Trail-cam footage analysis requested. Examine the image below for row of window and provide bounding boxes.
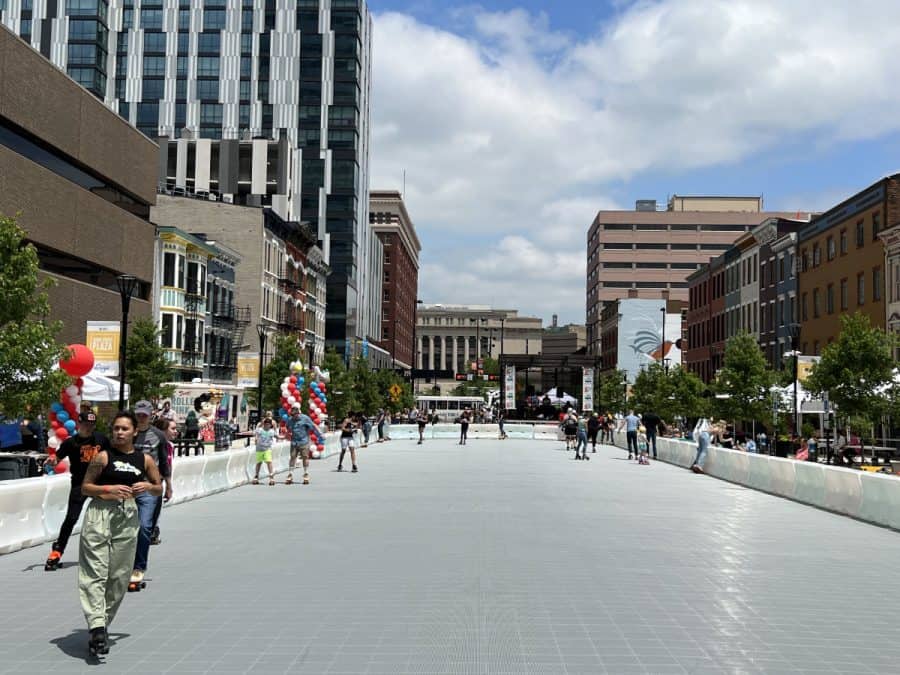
[800,211,882,272]
[602,243,729,251]
[801,268,882,320]
[601,262,701,270]
[600,223,749,232]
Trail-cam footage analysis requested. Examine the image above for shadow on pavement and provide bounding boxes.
[51,629,131,664]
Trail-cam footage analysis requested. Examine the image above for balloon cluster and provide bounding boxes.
[307,378,328,457]
[279,360,305,425]
[46,345,95,474]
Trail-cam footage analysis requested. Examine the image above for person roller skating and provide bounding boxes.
[43,412,111,571]
[286,404,323,485]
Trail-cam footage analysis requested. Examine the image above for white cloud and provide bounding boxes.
[369,2,900,324]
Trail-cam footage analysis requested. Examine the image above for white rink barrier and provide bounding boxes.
[0,477,50,554]
[610,430,900,530]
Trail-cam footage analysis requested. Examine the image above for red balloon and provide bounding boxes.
[75,378,84,387]
[289,376,297,384]
[316,444,324,452]
[50,420,60,429]
[55,428,69,440]
[55,460,70,474]
[319,383,327,392]
[60,344,94,377]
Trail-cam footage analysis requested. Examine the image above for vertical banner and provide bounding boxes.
[236,352,260,388]
[85,321,121,376]
[582,367,595,412]
[504,366,516,410]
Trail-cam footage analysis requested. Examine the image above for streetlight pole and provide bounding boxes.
[790,322,801,440]
[412,299,423,393]
[256,324,268,422]
[116,274,138,410]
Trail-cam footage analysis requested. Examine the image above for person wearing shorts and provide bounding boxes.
[337,415,358,472]
[253,418,277,485]
[286,405,322,485]
[415,408,427,445]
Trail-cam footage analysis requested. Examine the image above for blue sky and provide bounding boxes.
[365,0,900,324]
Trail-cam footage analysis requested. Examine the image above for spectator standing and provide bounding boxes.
[586,413,600,452]
[640,410,663,460]
[214,409,233,452]
[375,409,387,443]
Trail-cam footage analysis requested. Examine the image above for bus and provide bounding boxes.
[415,395,486,422]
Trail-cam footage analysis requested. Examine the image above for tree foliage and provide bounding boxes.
[806,313,896,431]
[596,369,627,415]
[256,333,303,414]
[0,214,70,416]
[125,318,175,403]
[628,363,707,424]
[712,332,775,424]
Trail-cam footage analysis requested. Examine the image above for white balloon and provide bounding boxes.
[71,396,82,408]
[311,450,320,459]
[65,385,79,397]
[287,396,296,405]
[48,436,61,449]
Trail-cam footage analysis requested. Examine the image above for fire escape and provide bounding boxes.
[210,301,251,381]
[277,270,304,335]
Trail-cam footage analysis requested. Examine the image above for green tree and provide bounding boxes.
[374,367,414,412]
[806,313,896,447]
[712,332,775,426]
[629,364,708,425]
[0,214,70,416]
[320,348,352,422]
[667,366,709,424]
[125,318,175,403]
[596,369,627,415]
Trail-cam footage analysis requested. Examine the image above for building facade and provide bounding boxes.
[151,194,326,367]
[370,190,421,370]
[415,305,543,394]
[586,196,801,355]
[878,222,900,361]
[797,176,896,354]
[0,24,157,345]
[2,0,378,356]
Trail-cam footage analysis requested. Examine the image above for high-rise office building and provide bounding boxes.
[1,0,379,355]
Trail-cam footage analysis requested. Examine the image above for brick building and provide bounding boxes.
[797,176,897,354]
[369,190,421,369]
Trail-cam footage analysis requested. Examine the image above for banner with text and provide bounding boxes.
[85,321,121,376]
[582,367,595,412]
[504,366,516,410]
[237,352,260,388]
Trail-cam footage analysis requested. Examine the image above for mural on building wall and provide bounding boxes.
[617,301,683,382]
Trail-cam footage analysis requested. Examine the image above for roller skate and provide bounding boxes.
[128,569,146,592]
[352,465,358,473]
[88,627,109,656]
[285,473,294,485]
[44,549,62,571]
[302,473,310,485]
[150,526,161,545]
[251,477,260,485]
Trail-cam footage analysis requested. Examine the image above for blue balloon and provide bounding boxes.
[51,402,63,413]
[57,411,69,423]
[64,420,76,432]
[320,396,327,404]
[297,377,305,385]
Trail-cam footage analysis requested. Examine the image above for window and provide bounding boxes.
[602,262,632,269]
[66,0,108,18]
[874,267,883,301]
[840,279,848,310]
[670,243,697,250]
[813,288,820,318]
[203,9,226,30]
[635,243,667,250]
[136,102,158,126]
[873,212,882,239]
[801,293,808,321]
[143,31,166,52]
[671,262,698,269]
[142,78,164,99]
[67,43,105,66]
[826,284,834,314]
[198,32,220,52]
[143,56,166,76]
[178,8,191,30]
[196,79,219,100]
[778,299,785,326]
[827,236,835,260]
[856,220,865,247]
[857,273,865,305]
[840,228,848,254]
[197,57,220,77]
[140,8,163,30]
[635,262,667,268]
[161,314,174,348]
[603,243,632,250]
[163,252,176,287]
[177,32,189,54]
[69,19,106,42]
[813,244,821,267]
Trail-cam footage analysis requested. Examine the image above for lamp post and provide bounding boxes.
[412,299,423,393]
[256,324,268,422]
[116,274,138,410]
[622,374,629,411]
[789,322,801,439]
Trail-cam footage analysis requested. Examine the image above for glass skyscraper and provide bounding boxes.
[1,0,382,354]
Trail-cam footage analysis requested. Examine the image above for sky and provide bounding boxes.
[365,0,900,325]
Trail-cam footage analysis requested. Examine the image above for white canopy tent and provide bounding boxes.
[770,383,827,414]
[81,370,129,403]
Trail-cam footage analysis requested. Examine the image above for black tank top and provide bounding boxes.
[97,448,147,487]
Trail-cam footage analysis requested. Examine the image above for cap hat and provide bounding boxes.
[134,400,153,415]
[79,412,97,423]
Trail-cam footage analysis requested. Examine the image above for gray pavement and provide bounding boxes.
[2,438,900,674]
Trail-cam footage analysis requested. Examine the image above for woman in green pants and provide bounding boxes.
[79,411,162,656]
